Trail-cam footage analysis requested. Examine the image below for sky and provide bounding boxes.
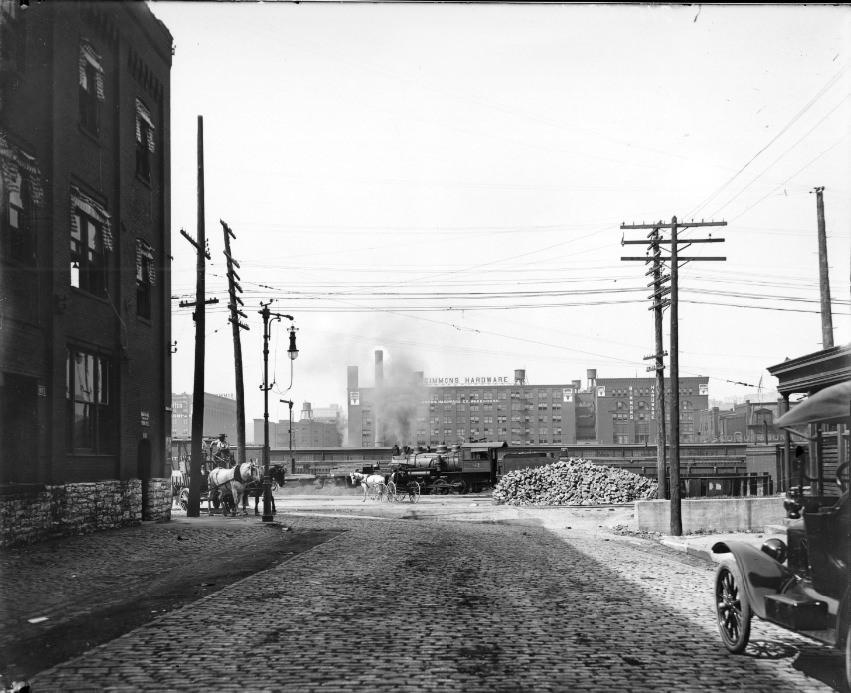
[148,1,851,432]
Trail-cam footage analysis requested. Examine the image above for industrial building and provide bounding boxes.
[0,2,173,542]
[346,351,709,448]
[171,392,239,441]
[252,402,343,449]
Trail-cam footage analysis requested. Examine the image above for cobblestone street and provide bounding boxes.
[2,498,846,692]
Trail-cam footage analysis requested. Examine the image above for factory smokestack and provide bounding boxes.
[375,350,384,446]
[375,350,384,388]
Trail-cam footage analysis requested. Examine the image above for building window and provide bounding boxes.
[70,187,112,296]
[0,130,45,265]
[66,347,115,453]
[136,239,156,319]
[79,39,104,135]
[135,98,155,182]
[4,169,33,264]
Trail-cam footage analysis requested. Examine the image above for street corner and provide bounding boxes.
[659,531,772,564]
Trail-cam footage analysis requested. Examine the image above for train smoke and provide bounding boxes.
[372,356,423,447]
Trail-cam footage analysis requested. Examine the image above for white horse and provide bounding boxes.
[350,470,385,502]
[209,461,260,516]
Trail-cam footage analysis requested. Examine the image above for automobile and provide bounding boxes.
[711,380,850,687]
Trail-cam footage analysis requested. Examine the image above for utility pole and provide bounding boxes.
[638,226,668,499]
[181,115,215,518]
[814,187,834,349]
[222,220,249,471]
[622,217,726,536]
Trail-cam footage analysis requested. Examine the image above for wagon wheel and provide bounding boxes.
[370,482,386,502]
[407,481,421,503]
[178,488,190,511]
[431,478,449,495]
[715,563,751,654]
[384,481,397,503]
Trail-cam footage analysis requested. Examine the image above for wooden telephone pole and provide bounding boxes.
[622,217,726,536]
[814,187,834,349]
[221,221,249,470]
[180,115,215,517]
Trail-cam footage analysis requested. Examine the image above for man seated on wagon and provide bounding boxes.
[210,433,230,468]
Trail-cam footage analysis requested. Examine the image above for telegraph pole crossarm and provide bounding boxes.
[621,217,727,536]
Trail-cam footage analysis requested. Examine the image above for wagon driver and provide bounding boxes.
[211,433,230,468]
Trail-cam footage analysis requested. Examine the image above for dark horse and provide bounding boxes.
[239,463,287,515]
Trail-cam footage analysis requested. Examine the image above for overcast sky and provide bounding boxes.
[148,1,851,431]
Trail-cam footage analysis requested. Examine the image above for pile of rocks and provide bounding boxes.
[492,457,658,506]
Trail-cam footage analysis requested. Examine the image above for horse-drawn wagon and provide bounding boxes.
[171,436,286,515]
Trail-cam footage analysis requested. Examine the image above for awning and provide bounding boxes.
[774,380,851,428]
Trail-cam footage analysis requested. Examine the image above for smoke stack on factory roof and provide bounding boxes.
[375,350,384,388]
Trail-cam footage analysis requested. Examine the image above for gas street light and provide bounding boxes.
[260,304,296,523]
[280,399,294,475]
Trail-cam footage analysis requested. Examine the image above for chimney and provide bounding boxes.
[375,350,384,388]
[374,351,383,446]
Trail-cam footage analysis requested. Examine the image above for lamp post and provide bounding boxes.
[281,399,294,475]
[260,304,297,523]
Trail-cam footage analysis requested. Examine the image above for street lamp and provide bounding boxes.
[260,303,295,523]
[281,399,294,475]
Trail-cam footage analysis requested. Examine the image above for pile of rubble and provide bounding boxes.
[492,457,658,506]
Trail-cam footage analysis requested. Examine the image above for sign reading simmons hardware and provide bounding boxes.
[423,375,512,386]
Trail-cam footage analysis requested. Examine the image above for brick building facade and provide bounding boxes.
[346,353,709,448]
[0,2,173,542]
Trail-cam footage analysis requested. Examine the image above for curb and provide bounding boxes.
[659,538,716,563]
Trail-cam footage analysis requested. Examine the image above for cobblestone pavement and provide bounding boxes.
[6,498,843,693]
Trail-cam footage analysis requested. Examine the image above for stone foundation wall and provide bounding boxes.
[0,478,172,548]
[144,479,173,522]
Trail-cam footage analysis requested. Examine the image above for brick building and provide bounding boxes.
[346,352,709,448]
[171,392,239,441]
[696,400,785,443]
[0,2,173,542]
[252,402,343,449]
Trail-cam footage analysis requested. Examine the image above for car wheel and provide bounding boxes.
[715,563,751,654]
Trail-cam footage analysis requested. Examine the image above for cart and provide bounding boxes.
[384,469,421,503]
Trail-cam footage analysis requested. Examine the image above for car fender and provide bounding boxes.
[712,540,796,620]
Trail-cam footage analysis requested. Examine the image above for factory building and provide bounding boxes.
[347,352,709,448]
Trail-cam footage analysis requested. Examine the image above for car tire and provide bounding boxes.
[715,563,751,654]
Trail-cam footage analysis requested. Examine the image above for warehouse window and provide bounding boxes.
[66,347,115,453]
[136,239,156,319]
[79,39,104,135]
[4,169,33,264]
[70,187,112,296]
[135,98,155,182]
[0,130,45,266]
